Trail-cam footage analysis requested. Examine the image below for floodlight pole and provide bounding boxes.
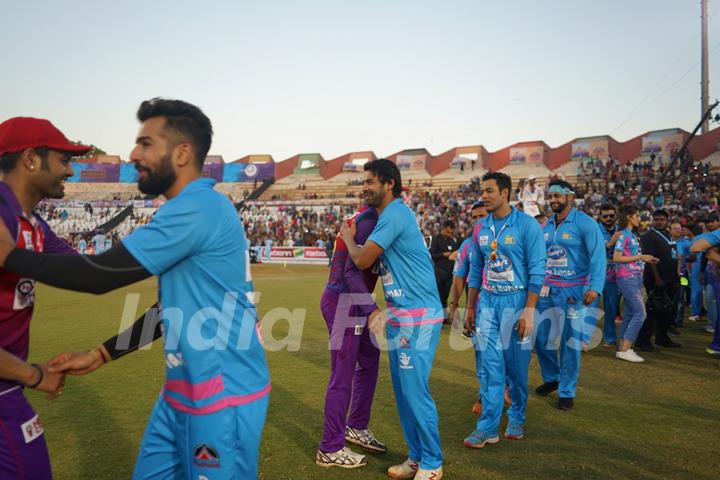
[701,0,710,133]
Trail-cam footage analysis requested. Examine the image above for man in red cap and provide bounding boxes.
[0,117,91,479]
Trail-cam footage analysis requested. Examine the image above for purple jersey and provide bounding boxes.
[325,207,379,316]
[0,182,75,393]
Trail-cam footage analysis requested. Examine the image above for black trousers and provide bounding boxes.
[435,270,453,309]
[637,282,678,346]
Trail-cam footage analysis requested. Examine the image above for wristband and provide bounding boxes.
[26,363,44,389]
[91,347,109,364]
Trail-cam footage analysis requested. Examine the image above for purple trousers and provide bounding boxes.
[0,387,52,479]
[319,289,380,453]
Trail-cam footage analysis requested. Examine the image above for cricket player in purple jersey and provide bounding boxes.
[315,204,387,468]
[0,117,92,479]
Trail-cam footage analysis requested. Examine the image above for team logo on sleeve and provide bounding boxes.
[487,254,514,282]
[546,246,568,267]
[13,278,36,310]
[478,235,489,246]
[193,444,220,469]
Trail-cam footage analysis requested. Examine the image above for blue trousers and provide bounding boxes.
[602,281,620,343]
[387,321,443,470]
[536,285,595,399]
[132,395,268,479]
[617,275,646,343]
[690,262,703,317]
[473,291,532,435]
[707,283,718,329]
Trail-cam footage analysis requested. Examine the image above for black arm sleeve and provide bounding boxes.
[102,302,162,361]
[5,244,152,295]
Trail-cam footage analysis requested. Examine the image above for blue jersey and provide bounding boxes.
[468,206,546,295]
[542,208,606,294]
[600,223,618,281]
[676,237,691,273]
[123,178,269,414]
[93,234,105,254]
[367,198,442,324]
[697,228,720,247]
[452,237,473,281]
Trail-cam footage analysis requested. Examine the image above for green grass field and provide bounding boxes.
[27,264,720,479]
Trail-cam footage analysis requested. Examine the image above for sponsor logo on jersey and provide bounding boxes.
[504,236,515,244]
[21,415,43,444]
[478,235,489,246]
[193,444,220,469]
[399,352,413,369]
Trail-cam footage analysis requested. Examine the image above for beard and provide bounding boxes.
[365,186,386,208]
[137,153,176,195]
[550,200,568,214]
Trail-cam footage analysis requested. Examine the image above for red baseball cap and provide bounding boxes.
[0,117,92,156]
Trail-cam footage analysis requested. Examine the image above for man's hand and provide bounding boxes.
[448,304,458,327]
[0,216,16,267]
[30,363,66,400]
[368,309,387,336]
[609,231,623,245]
[583,290,599,306]
[448,250,459,261]
[707,248,720,266]
[516,308,534,339]
[48,350,105,376]
[464,307,476,336]
[339,221,357,244]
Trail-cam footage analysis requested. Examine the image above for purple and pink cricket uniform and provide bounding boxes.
[319,207,379,453]
[0,182,76,480]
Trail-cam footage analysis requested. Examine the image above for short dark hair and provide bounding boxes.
[481,171,512,202]
[471,202,485,210]
[652,209,669,218]
[535,214,547,220]
[548,179,574,192]
[706,213,720,223]
[442,220,455,229]
[618,204,639,229]
[137,98,213,168]
[600,203,616,212]
[364,159,402,197]
[0,147,49,173]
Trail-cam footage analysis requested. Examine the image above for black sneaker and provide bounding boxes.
[635,344,661,353]
[558,397,574,410]
[656,339,681,348]
[345,427,387,454]
[535,381,559,396]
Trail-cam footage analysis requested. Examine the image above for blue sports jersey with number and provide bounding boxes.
[367,198,442,324]
[123,178,270,414]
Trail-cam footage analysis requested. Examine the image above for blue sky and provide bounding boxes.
[1,0,718,161]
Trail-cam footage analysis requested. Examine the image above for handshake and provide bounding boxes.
[30,347,109,400]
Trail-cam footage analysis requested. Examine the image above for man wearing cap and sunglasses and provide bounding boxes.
[534,180,606,411]
[599,204,623,347]
[0,116,91,479]
[463,171,546,447]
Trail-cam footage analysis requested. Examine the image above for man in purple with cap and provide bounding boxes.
[0,117,90,479]
[315,203,387,469]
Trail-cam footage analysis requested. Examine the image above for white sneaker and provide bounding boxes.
[387,458,419,479]
[414,466,443,480]
[616,349,645,363]
[688,315,699,322]
[315,447,367,468]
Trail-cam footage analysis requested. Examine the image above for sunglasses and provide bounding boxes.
[490,239,498,261]
[601,214,616,219]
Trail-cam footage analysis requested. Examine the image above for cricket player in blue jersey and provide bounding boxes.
[598,203,622,346]
[534,180,605,411]
[341,159,444,480]
[690,227,720,354]
[463,171,546,448]
[0,98,270,479]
